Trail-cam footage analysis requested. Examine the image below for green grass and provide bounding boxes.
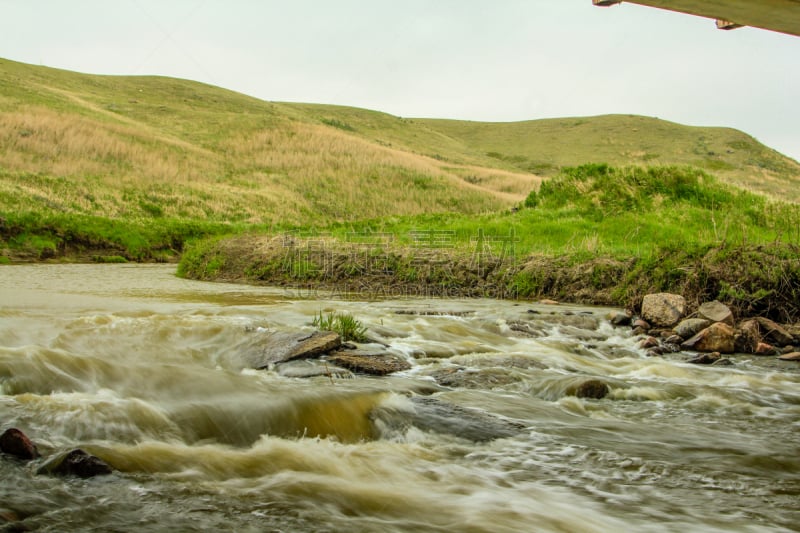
[177,164,800,320]
[312,311,368,342]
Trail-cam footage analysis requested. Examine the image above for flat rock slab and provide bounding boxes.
[247,331,342,369]
[326,351,411,376]
[429,367,523,389]
[276,360,354,379]
[370,397,524,442]
[409,397,525,442]
[778,351,800,361]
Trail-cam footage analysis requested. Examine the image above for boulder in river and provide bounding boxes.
[778,351,800,361]
[608,311,632,327]
[0,428,40,460]
[681,322,735,354]
[641,293,686,328]
[245,330,342,369]
[566,379,610,399]
[735,319,761,353]
[697,301,735,326]
[674,318,711,340]
[38,449,113,478]
[755,342,778,356]
[754,317,794,347]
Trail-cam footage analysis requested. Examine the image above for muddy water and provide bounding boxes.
[0,264,798,532]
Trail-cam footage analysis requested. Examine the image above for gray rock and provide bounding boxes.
[674,318,711,340]
[641,293,686,328]
[697,300,734,326]
[755,317,794,347]
[244,330,342,369]
[372,396,524,442]
[687,352,722,365]
[608,312,632,327]
[428,367,522,389]
[276,360,354,379]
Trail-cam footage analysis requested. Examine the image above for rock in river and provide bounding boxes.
[0,428,40,460]
[38,449,113,478]
[674,318,711,340]
[372,397,525,442]
[681,322,735,354]
[242,330,342,369]
[778,351,800,361]
[641,293,686,328]
[326,350,411,376]
[697,300,734,326]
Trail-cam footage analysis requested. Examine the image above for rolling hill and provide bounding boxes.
[1,56,798,229]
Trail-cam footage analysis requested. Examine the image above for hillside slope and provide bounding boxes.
[416,115,800,199]
[0,58,532,225]
[1,57,798,230]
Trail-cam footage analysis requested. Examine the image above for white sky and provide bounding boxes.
[1,0,798,161]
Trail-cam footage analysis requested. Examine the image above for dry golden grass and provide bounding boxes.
[0,104,515,223]
[2,58,796,228]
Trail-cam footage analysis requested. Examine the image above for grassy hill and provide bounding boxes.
[415,115,800,198]
[1,57,799,261]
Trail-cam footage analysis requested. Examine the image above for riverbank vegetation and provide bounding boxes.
[178,164,800,322]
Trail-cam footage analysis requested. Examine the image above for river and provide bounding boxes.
[0,264,798,532]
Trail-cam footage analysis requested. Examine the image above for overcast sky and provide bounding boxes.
[1,0,798,160]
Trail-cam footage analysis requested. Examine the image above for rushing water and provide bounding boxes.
[0,264,798,532]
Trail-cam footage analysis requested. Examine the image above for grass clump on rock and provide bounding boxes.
[312,311,368,343]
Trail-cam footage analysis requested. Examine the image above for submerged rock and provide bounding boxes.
[276,360,354,379]
[681,323,735,354]
[428,367,522,389]
[0,508,20,524]
[371,396,525,442]
[608,311,632,327]
[326,351,411,376]
[38,449,113,478]
[687,352,722,365]
[566,379,610,399]
[0,428,40,460]
[639,336,659,349]
[641,293,686,328]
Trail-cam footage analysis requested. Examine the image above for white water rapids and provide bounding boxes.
[0,264,798,532]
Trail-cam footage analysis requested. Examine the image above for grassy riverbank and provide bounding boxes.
[177,164,800,322]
